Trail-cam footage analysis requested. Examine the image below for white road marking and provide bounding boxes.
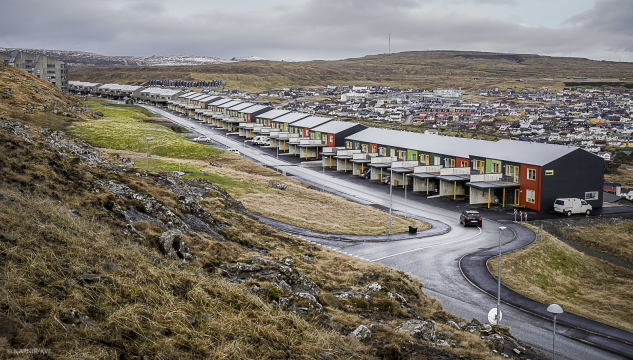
[369,227,482,262]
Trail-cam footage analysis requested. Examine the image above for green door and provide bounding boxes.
[407,149,418,162]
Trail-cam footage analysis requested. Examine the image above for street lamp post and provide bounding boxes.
[404,174,408,218]
[145,137,153,170]
[322,162,325,192]
[388,167,393,234]
[547,304,564,359]
[496,226,507,324]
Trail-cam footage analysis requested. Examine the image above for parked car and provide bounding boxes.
[251,136,263,145]
[359,168,371,179]
[554,198,592,216]
[226,148,240,155]
[381,175,391,185]
[460,210,482,227]
[192,136,211,142]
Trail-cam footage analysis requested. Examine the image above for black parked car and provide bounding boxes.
[460,210,482,227]
[359,168,371,179]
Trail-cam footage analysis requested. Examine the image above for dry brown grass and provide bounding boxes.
[70,50,633,92]
[605,165,633,188]
[104,149,430,235]
[488,224,633,333]
[0,188,368,359]
[0,64,92,130]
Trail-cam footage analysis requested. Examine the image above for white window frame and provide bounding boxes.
[527,168,536,180]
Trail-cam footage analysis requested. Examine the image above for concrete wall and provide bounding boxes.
[470,188,490,205]
[413,177,437,193]
[439,180,465,197]
[336,158,353,172]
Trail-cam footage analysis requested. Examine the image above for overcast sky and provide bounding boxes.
[1,0,632,62]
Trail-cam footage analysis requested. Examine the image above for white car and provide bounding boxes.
[227,148,240,155]
[554,198,592,216]
[192,136,211,142]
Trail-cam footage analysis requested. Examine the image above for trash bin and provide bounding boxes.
[409,226,418,234]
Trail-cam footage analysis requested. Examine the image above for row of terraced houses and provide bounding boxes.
[67,82,603,212]
[164,91,604,211]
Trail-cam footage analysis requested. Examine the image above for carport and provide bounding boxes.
[321,150,337,169]
[335,155,354,172]
[389,167,414,188]
[351,158,371,175]
[437,174,469,200]
[410,172,440,194]
[369,163,391,181]
[466,181,520,208]
[298,142,325,160]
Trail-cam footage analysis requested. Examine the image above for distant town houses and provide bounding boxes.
[1,50,68,91]
[65,75,633,153]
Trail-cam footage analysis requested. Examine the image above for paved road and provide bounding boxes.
[142,105,630,360]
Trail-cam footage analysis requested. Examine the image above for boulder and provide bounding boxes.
[435,340,450,347]
[300,254,317,263]
[0,234,17,244]
[94,111,104,117]
[158,229,185,259]
[394,320,436,341]
[387,291,406,303]
[362,282,383,293]
[334,291,371,301]
[320,293,343,309]
[349,325,371,341]
[437,330,454,339]
[446,320,461,330]
[484,333,505,351]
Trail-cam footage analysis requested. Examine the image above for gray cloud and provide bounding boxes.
[0,0,631,61]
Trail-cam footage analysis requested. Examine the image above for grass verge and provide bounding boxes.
[105,149,430,236]
[68,100,223,158]
[487,223,633,333]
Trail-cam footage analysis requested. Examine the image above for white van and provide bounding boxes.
[554,198,592,216]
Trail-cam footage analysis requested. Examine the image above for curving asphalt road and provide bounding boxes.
[142,105,633,359]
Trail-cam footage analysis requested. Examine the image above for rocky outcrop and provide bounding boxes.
[395,320,436,342]
[349,325,371,341]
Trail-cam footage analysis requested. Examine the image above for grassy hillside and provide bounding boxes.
[488,223,633,333]
[70,50,633,92]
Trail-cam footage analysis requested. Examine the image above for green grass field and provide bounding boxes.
[69,100,223,158]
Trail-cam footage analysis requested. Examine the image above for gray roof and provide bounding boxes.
[219,100,243,109]
[472,139,581,166]
[241,105,270,114]
[345,128,492,158]
[311,121,366,134]
[180,92,200,99]
[228,102,254,111]
[271,112,311,124]
[256,109,290,120]
[189,93,208,101]
[345,128,584,166]
[210,98,232,106]
[288,116,333,129]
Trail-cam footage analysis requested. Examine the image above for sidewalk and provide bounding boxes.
[460,221,633,358]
